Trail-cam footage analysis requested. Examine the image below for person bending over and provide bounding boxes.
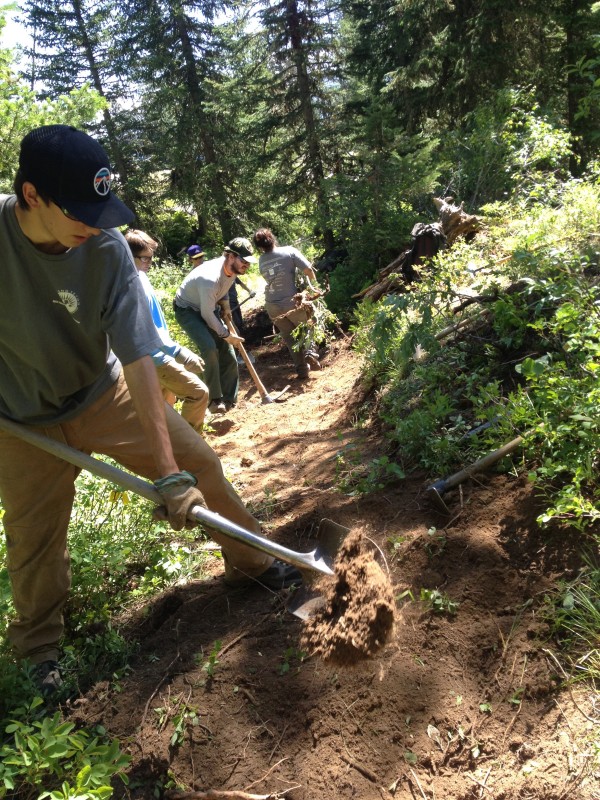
[125,229,209,432]
[253,228,321,379]
[173,238,254,414]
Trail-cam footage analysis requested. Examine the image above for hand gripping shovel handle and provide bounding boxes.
[0,416,333,577]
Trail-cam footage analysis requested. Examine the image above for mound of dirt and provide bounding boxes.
[301,530,395,664]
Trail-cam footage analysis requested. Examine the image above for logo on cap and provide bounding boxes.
[94,167,111,197]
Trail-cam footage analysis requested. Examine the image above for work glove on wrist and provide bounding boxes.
[217,300,233,325]
[154,471,204,531]
[175,346,205,374]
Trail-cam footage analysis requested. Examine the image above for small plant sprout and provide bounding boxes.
[278,647,306,675]
[508,687,524,706]
[202,640,222,679]
[387,533,408,554]
[420,587,460,616]
[425,526,447,558]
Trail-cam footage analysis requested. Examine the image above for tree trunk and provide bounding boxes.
[71,0,138,217]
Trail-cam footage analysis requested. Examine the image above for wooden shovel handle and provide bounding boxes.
[226,320,270,399]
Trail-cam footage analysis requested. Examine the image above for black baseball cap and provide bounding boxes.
[224,237,257,263]
[18,125,135,228]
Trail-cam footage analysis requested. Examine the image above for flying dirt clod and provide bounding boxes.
[300,530,395,665]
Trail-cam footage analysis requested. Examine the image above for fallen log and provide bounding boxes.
[354,197,482,300]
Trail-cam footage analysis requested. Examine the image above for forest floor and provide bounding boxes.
[70,311,599,800]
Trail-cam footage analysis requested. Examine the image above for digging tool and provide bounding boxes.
[226,319,289,404]
[229,291,257,315]
[0,415,342,617]
[426,432,529,514]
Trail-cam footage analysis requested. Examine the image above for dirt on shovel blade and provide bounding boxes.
[300,530,395,665]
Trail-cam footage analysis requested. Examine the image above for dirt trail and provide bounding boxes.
[71,330,598,800]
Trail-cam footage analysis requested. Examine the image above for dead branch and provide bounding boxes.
[138,620,181,737]
[340,754,379,783]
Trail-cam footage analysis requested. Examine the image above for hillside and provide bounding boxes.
[69,324,599,800]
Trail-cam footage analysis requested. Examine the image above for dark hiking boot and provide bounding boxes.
[208,399,227,414]
[255,559,303,589]
[35,660,63,697]
[305,353,322,371]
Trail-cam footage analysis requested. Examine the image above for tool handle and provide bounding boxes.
[226,320,270,399]
[436,434,525,493]
[0,416,332,575]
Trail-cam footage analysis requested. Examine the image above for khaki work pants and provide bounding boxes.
[155,360,209,431]
[0,372,271,664]
[266,302,312,370]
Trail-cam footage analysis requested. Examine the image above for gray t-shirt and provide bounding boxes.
[0,195,162,424]
[259,246,312,305]
[175,255,234,338]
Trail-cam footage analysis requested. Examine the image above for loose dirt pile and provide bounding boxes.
[301,530,395,664]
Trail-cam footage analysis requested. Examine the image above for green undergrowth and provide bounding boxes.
[352,170,600,529]
[349,168,600,690]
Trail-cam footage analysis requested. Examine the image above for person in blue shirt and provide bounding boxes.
[126,230,209,432]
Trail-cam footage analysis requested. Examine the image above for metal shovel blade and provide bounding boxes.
[287,518,350,620]
[262,384,291,404]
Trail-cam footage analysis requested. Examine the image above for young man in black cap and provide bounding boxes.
[0,126,300,696]
[174,238,255,413]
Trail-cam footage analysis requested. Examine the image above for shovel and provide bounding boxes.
[0,415,343,617]
[226,320,290,404]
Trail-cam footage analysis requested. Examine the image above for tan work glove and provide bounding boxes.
[175,346,204,374]
[153,471,204,531]
[224,332,244,346]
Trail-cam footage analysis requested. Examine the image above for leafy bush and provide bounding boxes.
[352,172,600,530]
[442,86,572,208]
[0,698,130,800]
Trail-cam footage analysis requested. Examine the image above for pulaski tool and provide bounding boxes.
[226,319,289,404]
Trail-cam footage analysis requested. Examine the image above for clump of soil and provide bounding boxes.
[301,530,395,664]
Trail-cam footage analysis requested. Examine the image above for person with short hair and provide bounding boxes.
[0,126,301,696]
[125,229,209,432]
[253,228,321,379]
[174,238,255,414]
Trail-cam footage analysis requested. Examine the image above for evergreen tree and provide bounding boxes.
[115,0,251,243]
[20,0,138,213]
[0,9,105,191]
[254,0,344,251]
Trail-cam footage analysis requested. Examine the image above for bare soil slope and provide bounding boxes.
[71,328,599,800]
